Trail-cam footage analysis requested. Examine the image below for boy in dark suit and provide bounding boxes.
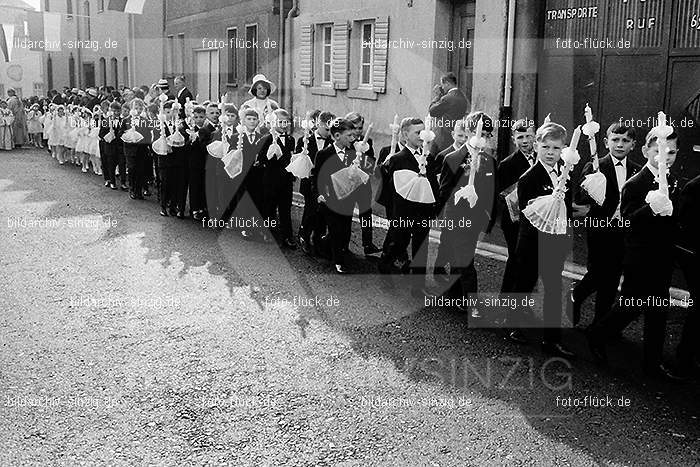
[377,120,407,270]
[187,105,207,220]
[573,123,640,324]
[99,101,124,190]
[237,108,266,241]
[383,118,439,297]
[258,109,296,248]
[496,120,536,295]
[588,129,684,381]
[200,103,222,221]
[675,173,700,376]
[121,98,150,201]
[313,119,358,273]
[507,122,575,358]
[297,110,334,253]
[217,104,242,224]
[437,112,497,316]
[157,101,178,217]
[345,112,381,256]
[433,118,471,281]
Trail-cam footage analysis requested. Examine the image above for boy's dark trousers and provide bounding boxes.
[591,266,671,370]
[574,229,625,323]
[391,221,430,287]
[188,151,205,215]
[114,146,127,187]
[299,178,317,243]
[510,223,571,343]
[676,249,699,367]
[322,204,352,266]
[103,142,122,186]
[443,220,486,300]
[157,155,175,211]
[100,141,111,183]
[264,176,294,240]
[355,181,374,247]
[124,143,148,197]
[172,146,189,214]
[500,213,520,293]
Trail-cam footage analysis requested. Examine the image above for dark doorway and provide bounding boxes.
[83,62,95,88]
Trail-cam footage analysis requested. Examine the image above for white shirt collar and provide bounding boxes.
[645,161,659,177]
[333,143,346,156]
[177,87,185,98]
[538,158,558,174]
[612,155,627,168]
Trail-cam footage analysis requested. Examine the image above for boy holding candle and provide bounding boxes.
[258,109,296,248]
[506,122,577,358]
[573,122,640,325]
[345,112,382,256]
[436,112,497,315]
[496,120,537,295]
[187,105,207,220]
[238,108,267,241]
[383,117,439,297]
[433,118,472,282]
[297,110,335,253]
[588,125,685,381]
[313,118,359,273]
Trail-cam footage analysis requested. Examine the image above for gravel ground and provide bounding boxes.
[1,148,699,466]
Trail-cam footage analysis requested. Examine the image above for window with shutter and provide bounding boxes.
[332,21,349,90]
[372,16,389,93]
[299,24,313,86]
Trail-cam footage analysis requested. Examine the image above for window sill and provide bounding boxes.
[310,86,336,96]
[347,88,378,100]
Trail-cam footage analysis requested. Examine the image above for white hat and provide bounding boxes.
[249,74,276,97]
[157,79,169,89]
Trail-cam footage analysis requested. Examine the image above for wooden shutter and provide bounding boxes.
[332,21,349,90]
[372,17,389,93]
[299,24,313,86]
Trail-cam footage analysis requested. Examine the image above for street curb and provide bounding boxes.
[291,192,690,306]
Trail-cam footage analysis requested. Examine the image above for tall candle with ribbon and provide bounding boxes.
[656,111,670,196]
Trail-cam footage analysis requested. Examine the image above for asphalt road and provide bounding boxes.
[1,148,699,465]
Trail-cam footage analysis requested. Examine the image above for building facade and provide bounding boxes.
[0,0,44,98]
[40,0,163,92]
[289,0,511,148]
[164,0,292,104]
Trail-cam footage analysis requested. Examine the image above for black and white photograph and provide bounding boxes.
[1,0,699,464]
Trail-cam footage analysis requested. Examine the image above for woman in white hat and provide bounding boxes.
[240,74,279,128]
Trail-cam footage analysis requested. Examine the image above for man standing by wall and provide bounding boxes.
[428,73,470,154]
[6,88,28,148]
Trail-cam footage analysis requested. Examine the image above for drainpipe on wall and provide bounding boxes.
[284,0,300,116]
[278,0,285,109]
[497,0,516,158]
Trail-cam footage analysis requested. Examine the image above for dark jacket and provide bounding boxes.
[313,144,356,216]
[428,88,469,152]
[439,145,497,227]
[575,153,641,230]
[621,165,679,270]
[497,149,534,227]
[676,173,700,256]
[385,146,439,221]
[517,160,572,236]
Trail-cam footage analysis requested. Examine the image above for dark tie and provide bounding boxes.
[248,133,254,144]
[616,161,623,167]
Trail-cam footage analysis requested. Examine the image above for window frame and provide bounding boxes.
[244,23,258,83]
[358,20,374,89]
[320,24,333,86]
[66,0,73,20]
[226,27,238,85]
